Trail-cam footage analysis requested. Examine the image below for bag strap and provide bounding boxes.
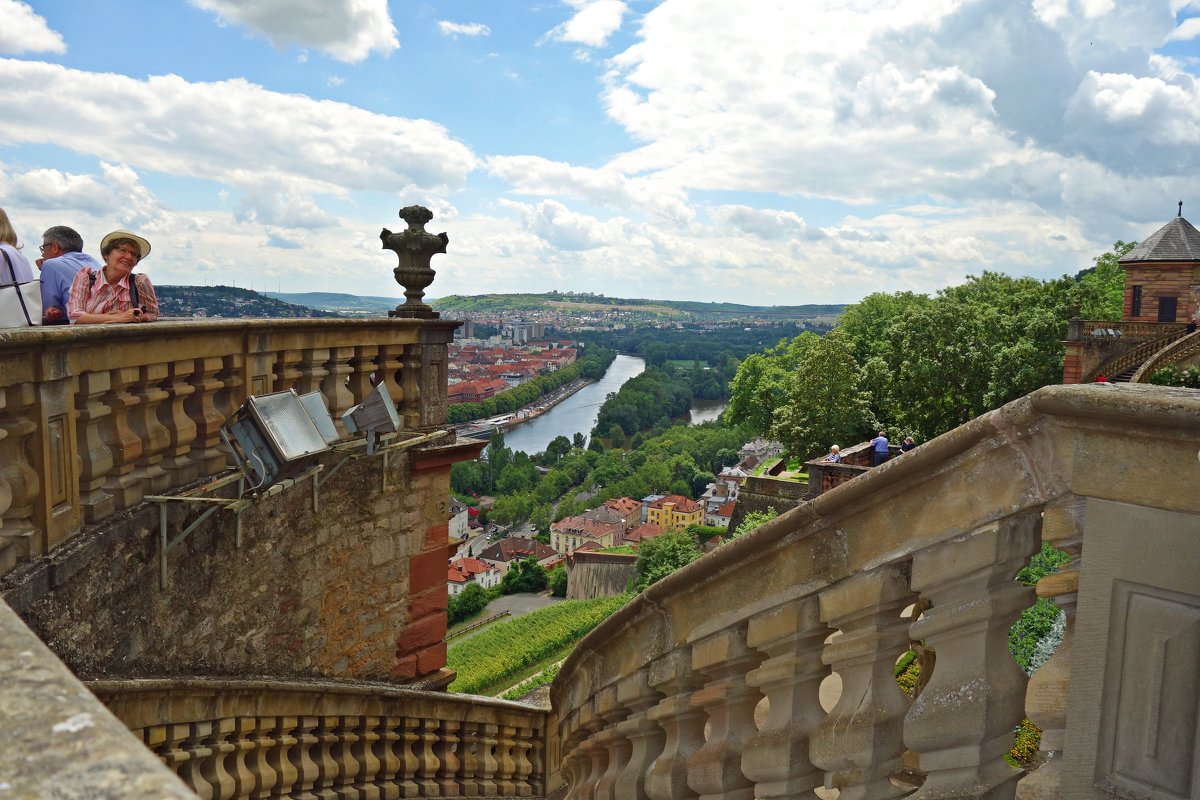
[89,268,140,309]
[2,249,35,326]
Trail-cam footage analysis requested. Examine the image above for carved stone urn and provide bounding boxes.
[381,205,448,318]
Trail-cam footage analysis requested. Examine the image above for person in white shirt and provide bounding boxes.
[0,207,34,284]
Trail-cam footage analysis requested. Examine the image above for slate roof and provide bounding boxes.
[1119,216,1200,263]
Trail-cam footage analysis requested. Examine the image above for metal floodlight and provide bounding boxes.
[221,389,334,493]
[298,391,341,446]
[341,381,401,454]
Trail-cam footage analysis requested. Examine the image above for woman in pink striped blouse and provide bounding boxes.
[67,230,158,324]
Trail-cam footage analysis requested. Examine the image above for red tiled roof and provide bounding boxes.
[649,494,701,513]
[624,523,663,543]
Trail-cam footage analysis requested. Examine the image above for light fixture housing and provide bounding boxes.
[221,389,335,492]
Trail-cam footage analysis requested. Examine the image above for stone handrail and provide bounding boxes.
[1130,328,1200,382]
[0,318,455,576]
[90,677,553,799]
[1067,319,1185,341]
[551,383,1200,799]
[1087,325,1190,380]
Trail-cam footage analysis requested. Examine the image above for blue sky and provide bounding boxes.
[1,0,1198,305]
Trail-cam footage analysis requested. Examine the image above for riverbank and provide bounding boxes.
[454,377,594,440]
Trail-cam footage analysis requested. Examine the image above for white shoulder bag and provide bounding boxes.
[0,249,42,328]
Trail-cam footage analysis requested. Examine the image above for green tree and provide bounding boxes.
[771,329,873,460]
[1075,241,1135,320]
[448,582,490,625]
[485,429,512,494]
[572,432,586,449]
[634,531,702,591]
[543,435,572,465]
[725,333,817,436]
[548,565,568,597]
[500,556,549,594]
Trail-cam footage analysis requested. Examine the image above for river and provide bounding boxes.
[500,355,730,455]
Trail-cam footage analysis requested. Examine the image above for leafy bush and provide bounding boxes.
[633,531,702,591]
[730,507,778,540]
[448,594,631,694]
[548,565,568,597]
[501,663,561,701]
[447,583,490,626]
[500,556,549,595]
[1147,364,1200,388]
[1016,542,1071,586]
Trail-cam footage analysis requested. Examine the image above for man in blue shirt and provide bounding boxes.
[37,226,99,324]
[870,430,889,466]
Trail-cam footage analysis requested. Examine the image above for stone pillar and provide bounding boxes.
[810,566,913,800]
[1016,498,1082,800]
[904,515,1040,798]
[742,597,828,799]
[591,684,630,800]
[687,623,765,800]
[613,667,665,800]
[644,648,705,800]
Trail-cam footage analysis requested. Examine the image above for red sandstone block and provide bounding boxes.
[408,587,447,621]
[408,550,447,593]
[416,641,447,675]
[396,612,445,655]
[392,654,418,680]
[424,522,449,550]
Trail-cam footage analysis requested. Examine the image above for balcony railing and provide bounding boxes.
[91,678,553,799]
[0,318,456,575]
[552,383,1200,800]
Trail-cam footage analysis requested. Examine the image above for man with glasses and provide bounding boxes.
[37,226,99,324]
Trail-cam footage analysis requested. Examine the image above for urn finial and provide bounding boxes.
[381,205,447,318]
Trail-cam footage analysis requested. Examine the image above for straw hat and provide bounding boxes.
[100,229,151,260]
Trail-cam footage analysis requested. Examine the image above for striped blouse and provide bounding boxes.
[67,269,159,322]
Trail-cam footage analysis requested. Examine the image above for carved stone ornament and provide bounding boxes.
[382,205,448,318]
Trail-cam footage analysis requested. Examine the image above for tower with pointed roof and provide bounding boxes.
[1118,204,1200,324]
[1063,204,1200,383]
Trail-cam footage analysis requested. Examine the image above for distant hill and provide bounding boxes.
[430,292,844,320]
[157,285,342,319]
[264,291,403,315]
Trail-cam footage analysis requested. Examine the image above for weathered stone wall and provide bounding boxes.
[566,552,636,599]
[0,436,466,684]
[728,473,809,531]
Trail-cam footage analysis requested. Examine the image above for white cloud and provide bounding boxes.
[0,161,170,230]
[0,59,476,228]
[545,0,627,48]
[1167,15,1200,40]
[0,0,65,54]
[438,21,491,37]
[190,0,397,62]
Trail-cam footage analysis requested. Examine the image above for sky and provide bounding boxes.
[0,0,1198,306]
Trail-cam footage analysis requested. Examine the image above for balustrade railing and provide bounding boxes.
[1130,328,1200,381]
[552,383,1200,800]
[0,318,456,575]
[90,678,552,799]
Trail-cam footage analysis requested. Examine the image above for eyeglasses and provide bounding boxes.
[39,243,55,253]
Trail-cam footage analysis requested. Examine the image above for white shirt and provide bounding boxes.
[0,243,33,284]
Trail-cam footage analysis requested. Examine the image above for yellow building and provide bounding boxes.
[645,494,703,531]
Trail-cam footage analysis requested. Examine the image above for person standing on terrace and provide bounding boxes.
[0,208,34,284]
[870,430,889,466]
[37,226,99,324]
[67,230,158,324]
[825,445,841,462]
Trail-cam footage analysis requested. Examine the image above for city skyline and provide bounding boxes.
[0,0,1197,305]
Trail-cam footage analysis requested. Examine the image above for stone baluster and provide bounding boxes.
[0,384,38,551]
[613,667,665,800]
[559,711,588,800]
[191,719,238,800]
[354,716,383,797]
[458,720,483,797]
[592,684,631,800]
[331,716,361,795]
[435,719,462,796]
[228,718,259,798]
[569,699,605,800]
[186,356,234,476]
[374,345,404,423]
[158,358,200,487]
[291,716,322,799]
[478,722,500,797]
[128,362,172,493]
[295,347,331,396]
[321,347,357,421]
[904,515,1040,798]
[346,346,379,405]
[416,717,442,795]
[146,722,195,783]
[398,343,423,429]
[527,723,546,797]
[513,725,536,797]
[494,724,519,797]
[398,717,421,796]
[1016,498,1082,800]
[311,716,342,799]
[810,566,914,800]
[264,717,299,799]
[741,596,829,799]
[73,371,115,522]
[273,349,305,393]
[100,366,146,508]
[687,623,766,800]
[645,647,706,800]
[374,716,401,794]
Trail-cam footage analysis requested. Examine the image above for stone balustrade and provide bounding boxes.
[90,678,554,799]
[1130,328,1200,381]
[552,383,1200,800]
[0,318,455,576]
